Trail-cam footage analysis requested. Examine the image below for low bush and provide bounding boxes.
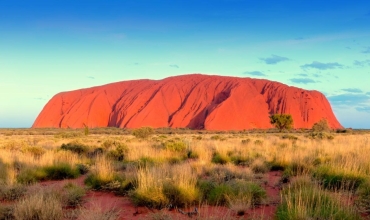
[132,127,154,139]
[281,134,298,141]
[163,182,199,207]
[276,178,361,220]
[60,142,89,155]
[211,153,230,165]
[355,180,370,213]
[0,183,26,201]
[313,166,365,191]
[251,159,269,174]
[62,183,86,207]
[13,190,63,220]
[85,173,133,195]
[43,163,80,180]
[17,168,47,184]
[162,140,187,152]
[107,144,128,161]
[17,164,80,184]
[307,132,334,140]
[205,180,266,206]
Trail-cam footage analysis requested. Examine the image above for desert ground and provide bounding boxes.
[0,128,369,219]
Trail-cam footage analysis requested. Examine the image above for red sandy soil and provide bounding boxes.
[32,74,342,130]
[65,171,282,219]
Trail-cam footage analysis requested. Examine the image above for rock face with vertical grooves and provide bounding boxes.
[32,74,342,130]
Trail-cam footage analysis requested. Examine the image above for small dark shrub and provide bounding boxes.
[241,139,251,145]
[254,140,263,146]
[76,164,89,175]
[211,153,230,165]
[163,140,187,152]
[60,142,89,155]
[0,184,26,201]
[107,144,128,161]
[42,163,80,180]
[62,183,86,207]
[132,127,154,139]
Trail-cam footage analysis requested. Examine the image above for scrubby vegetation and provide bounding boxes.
[0,128,369,219]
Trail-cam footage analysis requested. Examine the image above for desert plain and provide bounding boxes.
[0,127,369,220]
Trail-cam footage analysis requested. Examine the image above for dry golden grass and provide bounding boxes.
[0,129,369,218]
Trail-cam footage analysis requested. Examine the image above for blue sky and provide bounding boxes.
[1,0,370,128]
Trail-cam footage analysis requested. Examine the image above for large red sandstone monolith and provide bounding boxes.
[32,74,342,130]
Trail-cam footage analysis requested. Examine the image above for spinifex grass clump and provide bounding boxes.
[313,165,366,191]
[131,164,199,209]
[0,183,26,201]
[17,163,81,184]
[276,176,361,220]
[62,183,86,207]
[355,179,370,213]
[198,179,266,207]
[13,189,63,220]
[60,141,89,155]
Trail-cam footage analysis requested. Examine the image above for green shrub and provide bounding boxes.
[230,155,252,166]
[17,168,47,184]
[211,153,230,165]
[312,118,331,132]
[76,164,89,175]
[163,182,200,207]
[313,166,365,190]
[85,173,133,195]
[207,184,233,205]
[60,142,89,155]
[132,127,154,139]
[62,183,86,207]
[307,132,334,140]
[42,164,80,180]
[17,164,80,184]
[206,180,266,206]
[276,180,361,220]
[163,140,187,152]
[355,180,370,213]
[186,150,199,159]
[130,189,169,209]
[107,144,128,161]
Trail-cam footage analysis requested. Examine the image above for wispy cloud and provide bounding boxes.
[87,76,95,79]
[297,73,309,77]
[328,93,370,107]
[301,61,343,70]
[361,47,370,53]
[290,78,317,84]
[243,71,267,76]
[356,106,370,113]
[341,88,363,93]
[259,55,290,65]
[353,59,370,67]
[34,97,46,101]
[169,64,179,68]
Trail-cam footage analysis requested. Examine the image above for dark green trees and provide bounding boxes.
[269,114,294,131]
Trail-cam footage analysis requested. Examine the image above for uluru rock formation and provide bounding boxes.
[33,74,342,130]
